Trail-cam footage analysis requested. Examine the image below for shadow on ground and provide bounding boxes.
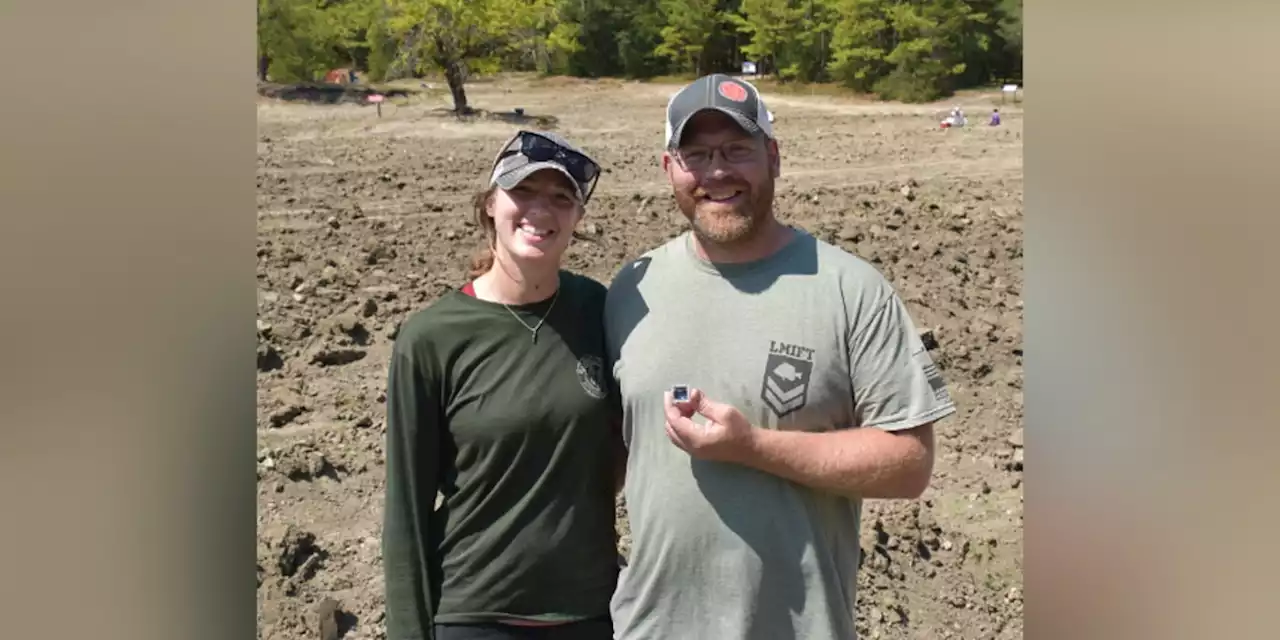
[258,82,416,105]
[426,106,560,129]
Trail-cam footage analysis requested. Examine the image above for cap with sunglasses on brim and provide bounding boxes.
[488,130,602,204]
[664,74,776,149]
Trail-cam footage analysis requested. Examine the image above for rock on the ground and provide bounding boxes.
[309,345,367,367]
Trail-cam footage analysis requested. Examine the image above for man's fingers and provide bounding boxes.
[664,393,689,424]
[683,387,731,421]
[665,420,681,446]
[665,388,716,455]
[665,419,691,451]
[684,387,706,408]
[694,392,738,424]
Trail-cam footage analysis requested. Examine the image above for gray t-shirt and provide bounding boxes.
[603,229,956,640]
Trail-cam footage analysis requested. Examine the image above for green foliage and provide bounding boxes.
[542,21,585,74]
[365,6,398,81]
[381,0,500,76]
[993,0,1022,79]
[997,0,1021,54]
[826,0,892,91]
[654,0,727,75]
[257,0,346,82]
[492,0,583,74]
[325,0,377,59]
[559,0,670,78]
[376,0,571,109]
[256,0,1023,103]
[731,0,835,82]
[882,0,989,100]
[826,0,994,101]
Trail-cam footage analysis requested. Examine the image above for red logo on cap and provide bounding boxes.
[718,81,748,102]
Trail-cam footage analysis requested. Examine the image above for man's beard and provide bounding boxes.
[677,178,774,246]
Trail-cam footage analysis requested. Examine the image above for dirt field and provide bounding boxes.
[256,75,1024,640]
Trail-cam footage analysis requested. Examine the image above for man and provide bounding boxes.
[603,74,957,640]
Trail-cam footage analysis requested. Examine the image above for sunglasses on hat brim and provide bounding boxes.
[492,131,601,204]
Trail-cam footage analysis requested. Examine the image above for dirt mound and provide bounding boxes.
[257,77,1023,640]
[258,82,415,105]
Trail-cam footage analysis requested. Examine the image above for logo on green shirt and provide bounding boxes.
[576,355,608,400]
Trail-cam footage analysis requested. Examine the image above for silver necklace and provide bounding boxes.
[503,286,560,344]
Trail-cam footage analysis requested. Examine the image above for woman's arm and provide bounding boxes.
[383,345,442,640]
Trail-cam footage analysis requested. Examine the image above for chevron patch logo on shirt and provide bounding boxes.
[760,340,816,418]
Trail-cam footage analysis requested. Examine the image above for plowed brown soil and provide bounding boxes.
[257,75,1023,640]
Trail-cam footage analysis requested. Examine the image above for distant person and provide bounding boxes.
[941,106,966,129]
[991,108,1002,126]
[604,73,957,640]
[383,130,622,640]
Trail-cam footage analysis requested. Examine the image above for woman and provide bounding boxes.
[383,130,622,640]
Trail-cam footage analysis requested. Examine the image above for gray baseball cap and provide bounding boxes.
[488,130,601,203]
[664,74,775,148]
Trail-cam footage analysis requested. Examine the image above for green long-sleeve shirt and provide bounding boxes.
[382,271,621,640]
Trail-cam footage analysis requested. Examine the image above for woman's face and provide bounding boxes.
[488,169,583,267]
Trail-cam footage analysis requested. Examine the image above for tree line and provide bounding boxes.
[257,0,1022,109]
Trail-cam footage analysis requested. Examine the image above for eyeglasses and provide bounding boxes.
[494,131,602,203]
[670,138,763,172]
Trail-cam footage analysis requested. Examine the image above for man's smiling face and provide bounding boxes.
[663,110,780,247]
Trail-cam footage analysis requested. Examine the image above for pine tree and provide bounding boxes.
[827,0,993,102]
[731,0,833,81]
[655,0,728,75]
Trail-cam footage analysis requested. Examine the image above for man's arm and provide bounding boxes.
[612,415,628,494]
[664,285,954,500]
[602,270,634,496]
[735,419,935,499]
[790,284,952,499]
[663,390,937,499]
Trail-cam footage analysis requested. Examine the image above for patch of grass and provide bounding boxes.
[643,73,872,100]
[749,77,865,98]
[636,73,699,85]
[953,84,1025,103]
[754,76,1024,107]
[633,73,858,96]
[527,75,628,89]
